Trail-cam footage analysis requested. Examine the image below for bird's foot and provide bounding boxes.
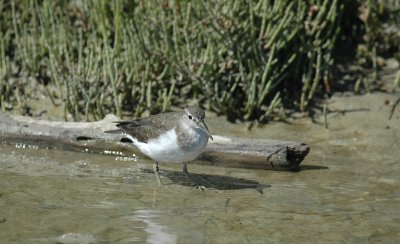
[183,163,212,190]
[192,185,208,191]
[153,162,162,187]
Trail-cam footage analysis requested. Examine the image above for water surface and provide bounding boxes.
[1,92,399,243]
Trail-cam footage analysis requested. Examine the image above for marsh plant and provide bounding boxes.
[0,0,398,121]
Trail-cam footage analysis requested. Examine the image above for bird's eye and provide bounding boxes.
[188,115,192,120]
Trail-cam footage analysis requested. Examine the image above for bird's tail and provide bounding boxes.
[104,129,123,134]
[105,121,135,134]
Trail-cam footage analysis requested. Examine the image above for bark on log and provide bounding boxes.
[0,112,309,170]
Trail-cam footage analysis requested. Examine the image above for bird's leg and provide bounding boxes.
[153,161,162,186]
[182,163,207,190]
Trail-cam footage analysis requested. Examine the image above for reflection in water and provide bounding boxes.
[55,233,98,244]
[127,210,177,244]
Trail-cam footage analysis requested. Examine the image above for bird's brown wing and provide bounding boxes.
[113,112,181,143]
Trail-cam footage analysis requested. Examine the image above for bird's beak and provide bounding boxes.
[200,121,213,141]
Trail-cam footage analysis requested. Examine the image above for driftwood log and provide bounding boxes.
[0,112,309,171]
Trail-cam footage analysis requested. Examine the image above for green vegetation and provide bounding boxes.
[0,0,399,121]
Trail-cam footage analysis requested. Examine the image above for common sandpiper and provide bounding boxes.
[106,106,213,187]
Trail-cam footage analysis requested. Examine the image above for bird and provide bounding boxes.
[106,106,213,187]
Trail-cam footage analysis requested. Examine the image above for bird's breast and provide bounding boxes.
[176,123,209,152]
[129,127,208,163]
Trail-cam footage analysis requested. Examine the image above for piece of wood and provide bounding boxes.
[0,112,309,170]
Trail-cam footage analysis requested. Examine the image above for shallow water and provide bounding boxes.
[1,92,400,243]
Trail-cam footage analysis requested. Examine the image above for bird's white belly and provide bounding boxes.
[127,128,208,163]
